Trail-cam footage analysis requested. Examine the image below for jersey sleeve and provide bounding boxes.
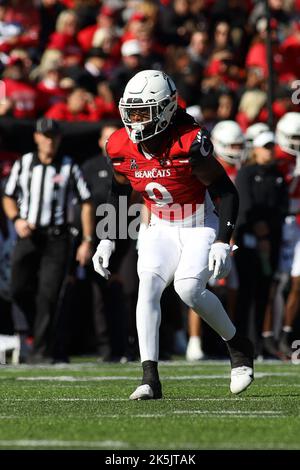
[71,163,92,203]
[4,160,21,199]
[105,133,126,175]
[188,128,214,167]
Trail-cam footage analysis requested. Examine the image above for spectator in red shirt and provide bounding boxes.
[77,4,119,52]
[45,87,100,122]
[38,0,65,52]
[280,22,300,83]
[47,9,82,64]
[2,0,40,52]
[246,17,283,78]
[0,0,23,53]
[36,63,68,113]
[1,57,38,119]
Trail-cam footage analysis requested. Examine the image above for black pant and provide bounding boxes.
[10,229,70,358]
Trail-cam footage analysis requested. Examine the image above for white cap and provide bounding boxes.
[121,39,141,57]
[253,131,275,148]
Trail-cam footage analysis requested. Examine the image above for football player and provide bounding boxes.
[93,70,254,399]
[274,112,300,356]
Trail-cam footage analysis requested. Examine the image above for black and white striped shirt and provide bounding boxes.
[4,152,91,227]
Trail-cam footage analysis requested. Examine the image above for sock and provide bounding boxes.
[226,333,254,368]
[142,360,160,384]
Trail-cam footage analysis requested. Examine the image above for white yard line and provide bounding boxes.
[4,371,296,382]
[0,410,284,419]
[0,382,298,389]
[0,359,293,371]
[0,439,128,448]
[174,410,282,415]
[0,396,293,402]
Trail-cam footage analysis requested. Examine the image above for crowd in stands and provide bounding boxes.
[1,0,300,363]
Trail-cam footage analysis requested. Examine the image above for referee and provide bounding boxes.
[2,118,94,363]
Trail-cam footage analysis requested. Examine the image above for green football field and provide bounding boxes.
[0,359,299,450]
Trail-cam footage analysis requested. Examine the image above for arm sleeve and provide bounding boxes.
[71,163,92,203]
[98,173,132,241]
[207,172,239,243]
[4,160,21,198]
[235,167,253,229]
[188,130,238,243]
[107,173,132,208]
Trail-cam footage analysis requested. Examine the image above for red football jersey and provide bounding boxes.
[106,123,214,223]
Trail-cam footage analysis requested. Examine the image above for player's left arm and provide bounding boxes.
[190,129,239,278]
[192,155,239,244]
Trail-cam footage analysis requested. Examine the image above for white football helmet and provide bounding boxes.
[119,70,177,143]
[245,122,270,147]
[276,112,300,156]
[211,120,245,165]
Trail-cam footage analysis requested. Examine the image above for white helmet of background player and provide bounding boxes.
[276,112,300,156]
[245,122,270,147]
[211,120,245,165]
[119,70,177,143]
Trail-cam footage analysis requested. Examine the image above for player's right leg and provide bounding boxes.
[130,271,166,400]
[130,224,180,400]
[174,225,254,394]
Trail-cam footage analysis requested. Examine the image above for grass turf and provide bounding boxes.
[0,360,299,450]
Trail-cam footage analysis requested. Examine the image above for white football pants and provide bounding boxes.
[136,224,236,362]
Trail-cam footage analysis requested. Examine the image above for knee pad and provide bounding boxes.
[174,277,206,308]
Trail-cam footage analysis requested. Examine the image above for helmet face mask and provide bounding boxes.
[290,135,300,153]
[276,129,300,156]
[217,143,245,165]
[119,70,177,143]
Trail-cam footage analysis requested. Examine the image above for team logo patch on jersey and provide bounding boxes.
[130,159,138,170]
[135,168,171,178]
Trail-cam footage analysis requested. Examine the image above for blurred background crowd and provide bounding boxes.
[1,0,300,364]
